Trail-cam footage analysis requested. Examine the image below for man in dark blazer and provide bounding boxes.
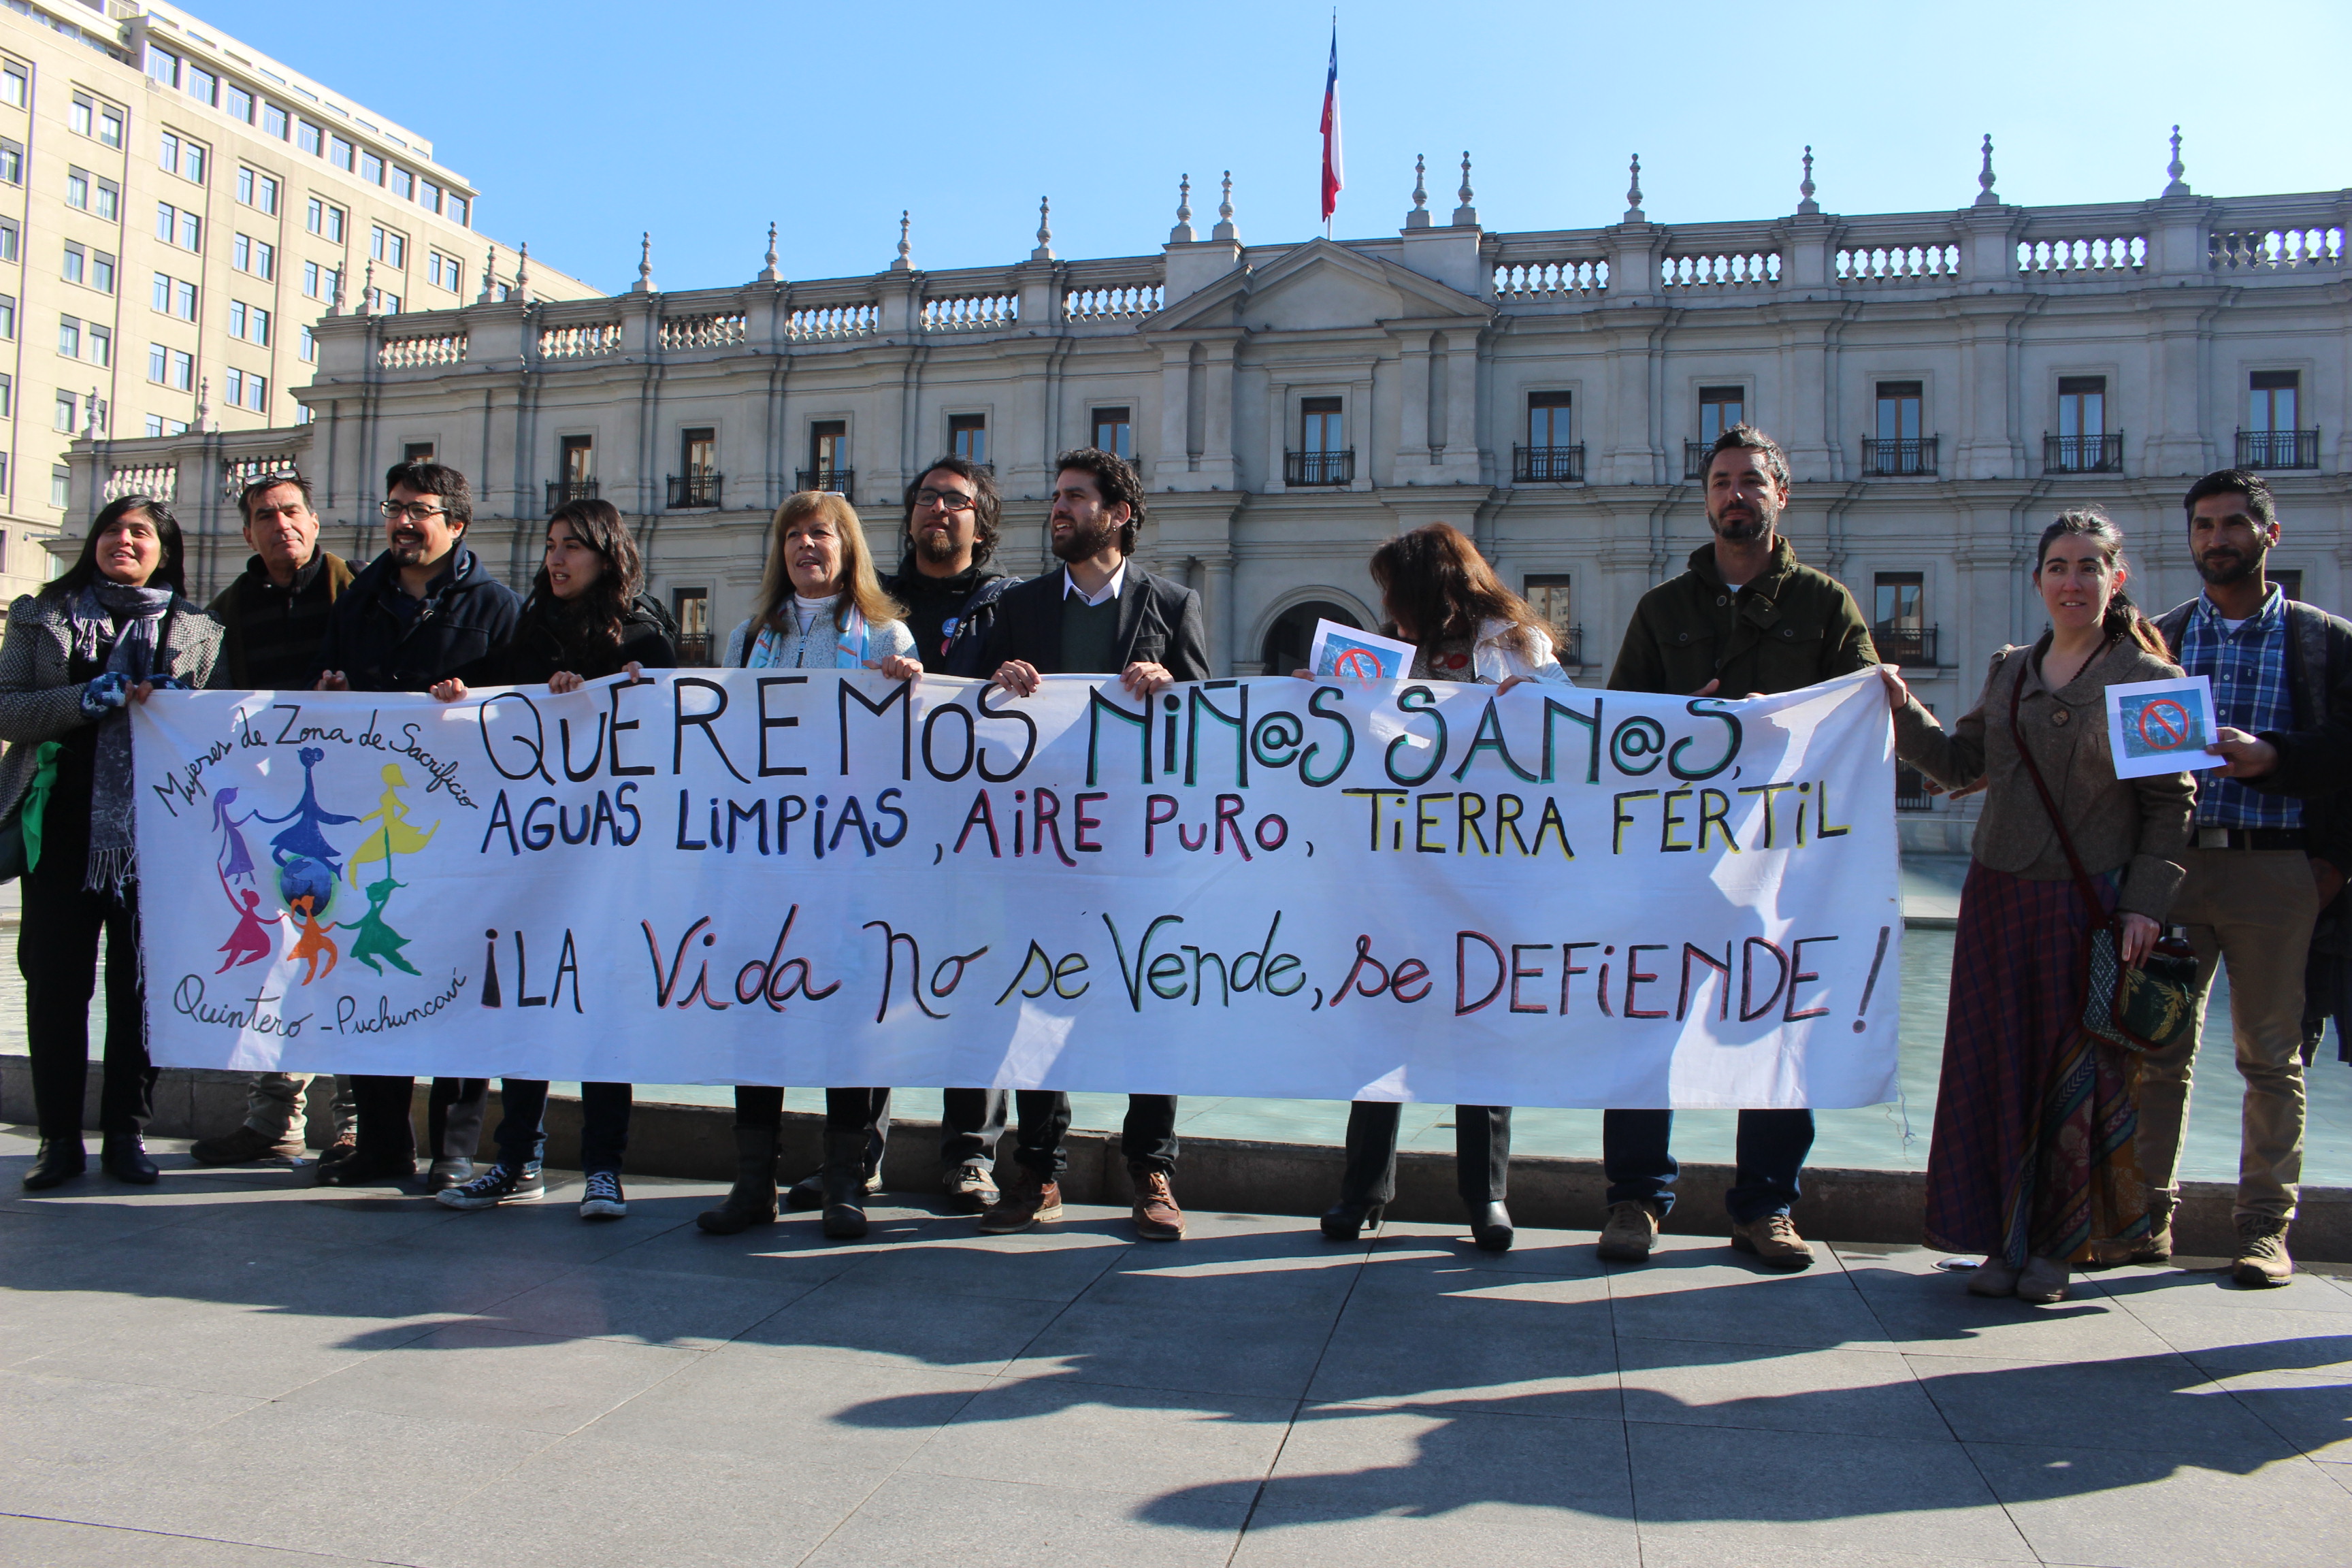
[975,448,1209,1242]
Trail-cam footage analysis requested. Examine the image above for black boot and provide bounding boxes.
[1470,1200,1514,1253]
[821,1128,870,1240]
[101,1134,159,1186]
[1320,1198,1384,1242]
[697,1126,779,1235]
[22,1138,86,1191]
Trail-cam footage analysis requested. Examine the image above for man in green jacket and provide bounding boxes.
[1599,425,1879,1269]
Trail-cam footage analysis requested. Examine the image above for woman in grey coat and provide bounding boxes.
[0,496,223,1189]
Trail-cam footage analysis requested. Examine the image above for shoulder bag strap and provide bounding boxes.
[2006,641,2118,928]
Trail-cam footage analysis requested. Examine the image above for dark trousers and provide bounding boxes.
[822,1087,1007,1169]
[1603,1108,1814,1224]
[1340,1102,1511,1210]
[349,1076,489,1164]
[19,851,152,1141]
[1009,1092,1177,1179]
[493,1080,632,1175]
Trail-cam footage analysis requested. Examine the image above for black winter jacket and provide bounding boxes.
[463,593,679,687]
[310,546,523,693]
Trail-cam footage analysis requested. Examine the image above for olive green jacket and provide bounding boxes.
[1607,536,1879,698]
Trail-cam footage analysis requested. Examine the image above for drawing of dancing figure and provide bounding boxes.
[348,764,438,870]
[259,746,358,874]
[212,787,259,883]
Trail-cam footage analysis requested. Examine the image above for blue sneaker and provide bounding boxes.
[436,1163,544,1210]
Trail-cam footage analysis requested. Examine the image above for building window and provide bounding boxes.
[0,373,10,417]
[1526,389,1571,449]
[175,280,197,320]
[225,82,254,122]
[1698,385,1744,444]
[297,118,322,155]
[223,368,242,408]
[186,66,216,107]
[672,588,711,664]
[1866,380,1934,475]
[56,316,78,357]
[2270,568,2304,602]
[159,131,206,183]
[427,250,460,292]
[52,466,69,510]
[263,102,289,139]
[99,105,123,148]
[0,293,14,338]
[89,325,109,365]
[2240,370,2316,470]
[684,426,717,474]
[91,252,114,293]
[562,434,593,483]
[229,301,269,346]
[1523,574,1579,665]
[69,93,92,135]
[1514,390,1580,481]
[0,138,19,183]
[54,390,78,431]
[1873,572,1933,665]
[948,412,987,466]
[307,198,345,242]
[2046,375,2119,473]
[370,225,406,267]
[359,149,384,184]
[0,218,13,263]
[403,442,436,462]
[1090,406,1134,460]
[233,234,275,280]
[146,47,179,88]
[1,62,24,108]
[449,195,470,227]
[94,178,116,220]
[390,166,412,200]
[1301,395,1343,455]
[419,179,442,214]
[65,168,88,209]
[237,167,279,213]
[170,348,193,391]
[61,242,87,285]
[148,342,167,382]
[299,324,314,362]
[329,135,353,172]
[368,287,401,315]
[808,419,846,478]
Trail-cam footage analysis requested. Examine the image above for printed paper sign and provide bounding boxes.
[130,670,1902,1109]
[1307,620,1418,681]
[2105,674,2222,779]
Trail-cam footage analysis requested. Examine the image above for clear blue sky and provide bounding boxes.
[197,0,2346,297]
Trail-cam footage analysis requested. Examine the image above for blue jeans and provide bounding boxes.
[493,1080,632,1175]
[1603,1108,1814,1224]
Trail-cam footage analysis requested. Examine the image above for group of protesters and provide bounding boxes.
[2,423,2342,1303]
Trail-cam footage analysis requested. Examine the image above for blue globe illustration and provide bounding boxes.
[278,856,337,917]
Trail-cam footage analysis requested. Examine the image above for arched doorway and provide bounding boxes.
[1261,600,1365,676]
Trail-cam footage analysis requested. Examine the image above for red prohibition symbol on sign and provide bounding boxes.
[2137,698,2192,750]
[1332,647,1383,679]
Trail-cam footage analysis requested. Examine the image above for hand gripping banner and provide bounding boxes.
[131,669,1902,1109]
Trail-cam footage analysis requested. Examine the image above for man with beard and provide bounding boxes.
[2139,470,2352,1287]
[1599,425,1878,1270]
[310,460,521,1190]
[781,455,1022,1216]
[975,447,1209,1241]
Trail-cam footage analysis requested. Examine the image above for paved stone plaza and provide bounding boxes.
[3,1125,2349,1568]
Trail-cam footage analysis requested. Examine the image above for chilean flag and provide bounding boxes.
[1319,24,1343,225]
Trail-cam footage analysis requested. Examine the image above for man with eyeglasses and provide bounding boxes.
[187,472,361,1170]
[781,456,1025,1217]
[311,460,521,1190]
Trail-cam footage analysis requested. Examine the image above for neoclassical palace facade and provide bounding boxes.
[66,148,2351,815]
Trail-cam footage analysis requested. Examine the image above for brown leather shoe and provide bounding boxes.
[1595,1200,1661,1262]
[977,1167,1062,1235]
[1131,1170,1184,1241]
[190,1124,296,1166]
[2233,1215,2294,1288]
[1730,1212,1816,1271]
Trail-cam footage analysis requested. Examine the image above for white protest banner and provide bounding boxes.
[131,669,1901,1109]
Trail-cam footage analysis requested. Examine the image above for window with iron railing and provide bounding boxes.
[1512,444,1585,483]
[1862,435,1938,476]
[1284,449,1354,487]
[672,587,712,666]
[666,472,723,508]
[2239,371,2317,469]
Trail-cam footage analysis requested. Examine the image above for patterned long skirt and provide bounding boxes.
[1924,862,2151,1265]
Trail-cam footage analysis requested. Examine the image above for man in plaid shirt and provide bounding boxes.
[2149,470,2352,1288]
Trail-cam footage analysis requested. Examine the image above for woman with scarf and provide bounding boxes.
[698,489,921,1241]
[0,497,223,1189]
[1308,522,1575,1253]
[427,498,676,1220]
[1884,509,2193,1304]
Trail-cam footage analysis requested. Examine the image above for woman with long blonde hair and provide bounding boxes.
[702,491,921,1241]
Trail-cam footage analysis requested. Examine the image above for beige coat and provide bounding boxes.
[1895,636,2194,919]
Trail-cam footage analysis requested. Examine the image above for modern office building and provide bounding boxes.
[1,0,595,600]
[67,140,2349,828]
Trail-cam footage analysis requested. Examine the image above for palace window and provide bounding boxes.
[1090,405,1133,460]
[948,412,986,466]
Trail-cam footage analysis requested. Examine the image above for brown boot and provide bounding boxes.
[977,1166,1062,1235]
[1131,1170,1184,1241]
[1730,1213,1816,1271]
[2233,1215,2293,1288]
[1595,1200,1661,1262]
